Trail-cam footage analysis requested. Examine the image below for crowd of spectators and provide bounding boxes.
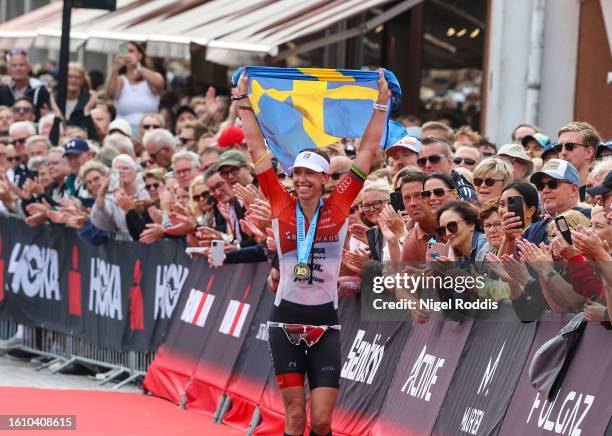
[0,43,611,330]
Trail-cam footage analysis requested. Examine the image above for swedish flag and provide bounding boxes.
[231,67,403,172]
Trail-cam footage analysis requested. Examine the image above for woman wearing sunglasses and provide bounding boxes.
[236,69,391,436]
[436,200,486,266]
[422,172,457,212]
[471,157,512,203]
[189,175,214,228]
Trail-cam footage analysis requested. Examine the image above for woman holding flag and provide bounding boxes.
[236,68,392,436]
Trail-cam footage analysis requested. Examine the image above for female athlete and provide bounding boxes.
[237,68,391,436]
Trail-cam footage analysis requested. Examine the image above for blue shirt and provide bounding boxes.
[522,207,591,245]
[451,170,478,202]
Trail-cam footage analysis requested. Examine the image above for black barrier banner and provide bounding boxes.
[372,314,473,436]
[432,302,538,436]
[0,217,190,351]
[329,295,412,436]
[185,262,269,415]
[499,316,612,436]
[222,290,275,430]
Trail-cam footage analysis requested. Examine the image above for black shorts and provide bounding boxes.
[268,300,341,390]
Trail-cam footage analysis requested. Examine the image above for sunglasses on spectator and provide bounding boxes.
[7,156,21,162]
[11,137,27,145]
[179,137,194,145]
[436,220,462,237]
[13,107,32,114]
[192,192,210,202]
[554,142,588,153]
[474,177,503,187]
[143,124,161,130]
[8,48,27,56]
[416,155,442,168]
[453,157,476,165]
[331,171,348,181]
[420,188,452,199]
[482,152,495,157]
[145,182,160,191]
[360,200,388,211]
[350,205,360,215]
[219,166,240,178]
[535,179,569,191]
[277,172,286,180]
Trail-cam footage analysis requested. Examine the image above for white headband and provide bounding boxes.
[289,150,330,174]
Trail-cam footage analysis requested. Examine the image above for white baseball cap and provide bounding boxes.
[288,150,330,175]
[385,134,421,155]
[108,119,133,137]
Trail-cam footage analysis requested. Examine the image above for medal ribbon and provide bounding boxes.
[295,199,323,267]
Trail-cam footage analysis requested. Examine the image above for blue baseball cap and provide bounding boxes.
[530,159,580,186]
[63,138,90,156]
[541,141,558,159]
[596,140,612,159]
[521,132,550,148]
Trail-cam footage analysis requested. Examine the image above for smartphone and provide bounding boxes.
[427,241,446,261]
[555,216,572,245]
[108,169,120,192]
[507,195,525,228]
[210,240,225,267]
[118,42,128,55]
[390,190,405,212]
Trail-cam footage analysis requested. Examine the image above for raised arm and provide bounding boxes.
[352,68,392,176]
[105,56,125,100]
[235,70,272,175]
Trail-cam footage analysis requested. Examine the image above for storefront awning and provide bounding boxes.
[0,0,422,65]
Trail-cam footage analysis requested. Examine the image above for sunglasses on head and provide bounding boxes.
[535,179,568,191]
[453,157,476,165]
[474,177,503,187]
[143,124,161,130]
[192,191,210,202]
[554,142,588,153]
[420,188,451,199]
[436,220,460,237]
[331,171,348,181]
[145,182,160,191]
[416,155,442,168]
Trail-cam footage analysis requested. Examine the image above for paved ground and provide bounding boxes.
[0,352,140,393]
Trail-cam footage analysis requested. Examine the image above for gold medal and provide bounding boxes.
[294,263,311,279]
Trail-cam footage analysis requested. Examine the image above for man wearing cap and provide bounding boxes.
[596,141,612,161]
[497,143,534,182]
[500,159,590,254]
[521,132,550,159]
[214,149,254,188]
[587,170,612,211]
[556,121,601,201]
[452,146,482,172]
[385,134,420,180]
[63,137,95,204]
[541,142,559,164]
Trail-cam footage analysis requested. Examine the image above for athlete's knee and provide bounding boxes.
[285,401,306,433]
[310,413,332,436]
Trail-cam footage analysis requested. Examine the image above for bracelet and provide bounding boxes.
[239,105,253,111]
[253,152,269,167]
[373,102,388,112]
[231,94,249,101]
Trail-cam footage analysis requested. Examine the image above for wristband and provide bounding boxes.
[231,94,249,101]
[373,102,388,112]
[253,152,269,167]
[238,105,253,111]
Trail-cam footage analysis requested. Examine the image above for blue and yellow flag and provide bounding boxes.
[231,67,403,172]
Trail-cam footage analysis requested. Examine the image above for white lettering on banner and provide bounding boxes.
[401,345,445,402]
[460,407,484,435]
[477,341,505,397]
[218,300,251,337]
[526,390,594,436]
[88,258,122,320]
[180,288,215,327]
[256,323,269,341]
[340,329,386,384]
[457,341,506,434]
[8,243,60,300]
[154,264,189,320]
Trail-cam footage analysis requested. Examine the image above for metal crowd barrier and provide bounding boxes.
[0,319,17,340]
[18,324,153,390]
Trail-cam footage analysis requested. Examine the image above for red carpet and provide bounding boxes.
[0,387,243,435]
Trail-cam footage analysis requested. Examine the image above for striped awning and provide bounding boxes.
[0,0,421,65]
